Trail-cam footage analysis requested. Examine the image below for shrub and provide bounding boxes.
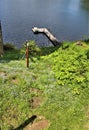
[46,42,89,95]
[21,40,41,56]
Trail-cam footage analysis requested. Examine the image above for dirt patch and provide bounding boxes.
[86,106,89,119]
[24,116,50,130]
[0,71,6,77]
[24,89,49,130]
[84,106,89,130]
[29,96,43,109]
[30,97,42,108]
[29,88,44,109]
[84,124,89,130]
[11,77,19,84]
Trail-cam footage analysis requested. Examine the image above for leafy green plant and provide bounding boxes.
[49,42,89,94]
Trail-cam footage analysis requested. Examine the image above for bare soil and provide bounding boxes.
[0,71,6,77]
[24,88,50,130]
[29,88,44,108]
[24,116,50,130]
[84,106,89,130]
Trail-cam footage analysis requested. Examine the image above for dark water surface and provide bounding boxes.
[0,0,89,47]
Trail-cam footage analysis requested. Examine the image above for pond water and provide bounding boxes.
[0,0,89,47]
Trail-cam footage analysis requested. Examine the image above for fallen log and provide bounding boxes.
[32,27,62,46]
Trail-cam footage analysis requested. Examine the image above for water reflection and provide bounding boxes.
[0,0,89,47]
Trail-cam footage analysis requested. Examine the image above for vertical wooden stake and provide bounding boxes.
[26,43,29,68]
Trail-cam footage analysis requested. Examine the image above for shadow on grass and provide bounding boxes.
[40,46,60,56]
[0,49,24,63]
[0,46,60,63]
[13,115,37,130]
[83,39,89,43]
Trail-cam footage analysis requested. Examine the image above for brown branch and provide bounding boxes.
[32,27,62,46]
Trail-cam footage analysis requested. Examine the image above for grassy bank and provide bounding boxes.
[0,41,89,130]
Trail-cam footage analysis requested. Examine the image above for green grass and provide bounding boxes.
[0,41,89,130]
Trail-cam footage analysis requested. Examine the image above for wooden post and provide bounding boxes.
[0,21,3,56]
[26,43,29,68]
